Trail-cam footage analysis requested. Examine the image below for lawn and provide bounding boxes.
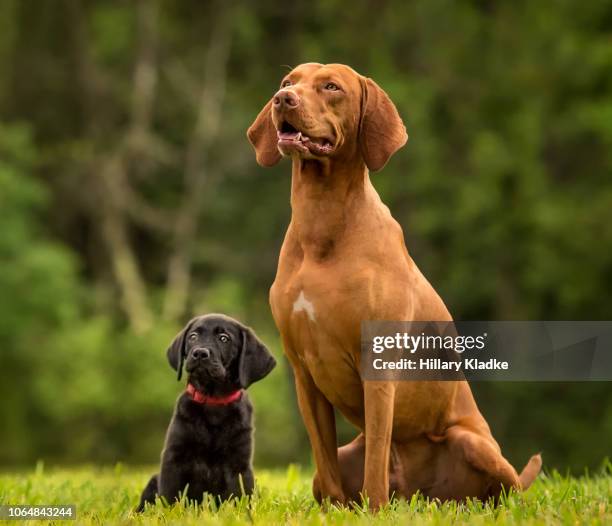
[0,463,610,525]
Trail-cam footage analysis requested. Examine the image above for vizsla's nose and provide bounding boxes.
[192,348,210,360]
[273,89,300,110]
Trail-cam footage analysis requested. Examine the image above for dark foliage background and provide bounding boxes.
[1,0,611,472]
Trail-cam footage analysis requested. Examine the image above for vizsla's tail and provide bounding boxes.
[519,453,542,490]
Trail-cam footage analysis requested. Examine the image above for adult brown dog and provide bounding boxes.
[247,63,541,509]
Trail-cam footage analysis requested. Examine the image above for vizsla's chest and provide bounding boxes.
[271,252,410,336]
[270,258,383,420]
[271,259,367,345]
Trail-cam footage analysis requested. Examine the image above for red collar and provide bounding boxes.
[186,383,242,406]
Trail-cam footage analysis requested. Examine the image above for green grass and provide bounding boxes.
[0,463,610,525]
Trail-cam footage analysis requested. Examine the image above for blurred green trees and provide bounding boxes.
[0,0,611,471]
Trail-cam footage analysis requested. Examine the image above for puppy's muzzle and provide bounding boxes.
[192,347,211,360]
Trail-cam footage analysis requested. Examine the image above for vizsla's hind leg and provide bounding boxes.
[434,426,540,502]
[451,427,519,500]
[313,434,365,504]
[337,434,366,502]
[330,429,522,504]
[313,428,541,505]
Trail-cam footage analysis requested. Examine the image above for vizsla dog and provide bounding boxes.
[247,63,541,509]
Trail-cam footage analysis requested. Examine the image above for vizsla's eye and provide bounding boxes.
[218,333,230,343]
[281,79,292,88]
[188,333,198,343]
[324,82,339,91]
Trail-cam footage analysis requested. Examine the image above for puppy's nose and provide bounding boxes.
[192,348,210,360]
[273,89,300,110]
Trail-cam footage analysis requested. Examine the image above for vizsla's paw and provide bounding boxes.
[321,493,347,508]
[312,472,346,507]
[362,491,389,511]
[312,472,322,503]
[316,489,346,508]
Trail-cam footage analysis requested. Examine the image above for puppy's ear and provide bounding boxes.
[167,318,196,381]
[238,326,276,388]
[359,77,408,172]
[247,99,282,167]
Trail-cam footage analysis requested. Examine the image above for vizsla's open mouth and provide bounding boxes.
[277,120,335,156]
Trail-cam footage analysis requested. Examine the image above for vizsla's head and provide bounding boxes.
[247,63,408,172]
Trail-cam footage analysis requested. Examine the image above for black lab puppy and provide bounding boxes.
[136,314,276,511]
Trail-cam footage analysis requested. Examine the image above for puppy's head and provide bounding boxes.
[166,314,276,392]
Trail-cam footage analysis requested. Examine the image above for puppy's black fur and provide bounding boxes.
[136,314,276,511]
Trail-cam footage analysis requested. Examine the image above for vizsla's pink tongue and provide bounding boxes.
[278,130,304,141]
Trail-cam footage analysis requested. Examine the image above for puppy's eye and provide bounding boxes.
[188,332,198,343]
[324,82,339,91]
[281,79,292,88]
[218,333,230,343]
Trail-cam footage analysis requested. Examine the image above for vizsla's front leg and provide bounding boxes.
[293,366,345,505]
[362,381,396,509]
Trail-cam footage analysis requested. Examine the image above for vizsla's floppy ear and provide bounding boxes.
[359,77,408,172]
[238,325,276,388]
[247,99,282,167]
[167,318,197,381]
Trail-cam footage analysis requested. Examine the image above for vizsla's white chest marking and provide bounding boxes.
[293,290,316,322]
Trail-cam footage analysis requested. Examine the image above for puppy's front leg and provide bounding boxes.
[221,467,254,500]
[158,455,190,505]
[362,380,396,509]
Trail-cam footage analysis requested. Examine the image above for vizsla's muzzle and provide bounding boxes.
[272,86,336,158]
[273,89,300,110]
